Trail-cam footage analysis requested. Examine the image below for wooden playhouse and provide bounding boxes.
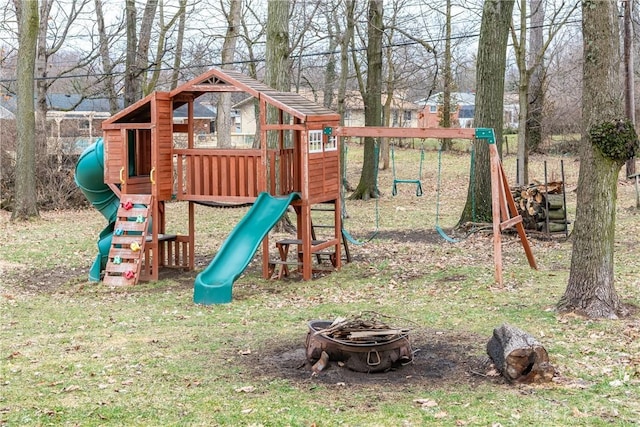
[100,68,343,285]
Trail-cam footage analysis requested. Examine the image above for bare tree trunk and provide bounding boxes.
[557,1,630,319]
[239,1,263,149]
[124,0,139,106]
[145,1,184,94]
[515,0,577,183]
[95,0,120,113]
[351,0,383,201]
[526,0,545,154]
[124,0,158,106]
[265,0,293,231]
[515,0,529,185]
[623,0,636,178]
[458,0,514,225]
[35,0,53,156]
[381,36,394,170]
[265,1,291,92]
[441,0,453,151]
[12,0,39,221]
[217,0,241,148]
[338,0,355,192]
[169,0,187,90]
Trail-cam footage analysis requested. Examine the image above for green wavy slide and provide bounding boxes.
[74,138,120,282]
[193,192,300,304]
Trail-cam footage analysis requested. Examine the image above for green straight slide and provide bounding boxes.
[194,192,300,304]
[74,138,120,282]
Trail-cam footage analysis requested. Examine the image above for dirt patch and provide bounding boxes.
[249,329,502,388]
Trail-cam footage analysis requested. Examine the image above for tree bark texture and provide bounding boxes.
[124,0,139,106]
[12,0,39,220]
[217,0,241,148]
[95,0,120,113]
[526,0,545,154]
[558,0,626,319]
[338,0,355,192]
[170,0,187,91]
[35,0,53,156]
[265,0,291,92]
[458,0,514,225]
[351,0,383,200]
[514,0,529,186]
[486,324,554,383]
[441,0,453,151]
[124,0,158,106]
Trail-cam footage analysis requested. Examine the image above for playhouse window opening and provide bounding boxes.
[309,130,323,153]
[127,129,152,177]
[325,135,337,151]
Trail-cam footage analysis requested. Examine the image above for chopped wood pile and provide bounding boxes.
[486,323,555,384]
[306,313,413,373]
[511,181,567,233]
[316,316,410,344]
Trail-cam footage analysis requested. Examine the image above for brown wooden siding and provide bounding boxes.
[104,129,124,184]
[155,97,173,200]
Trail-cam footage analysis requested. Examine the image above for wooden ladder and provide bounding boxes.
[310,203,351,264]
[103,194,153,286]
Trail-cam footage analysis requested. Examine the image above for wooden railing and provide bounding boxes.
[268,148,297,195]
[174,148,264,202]
[174,148,299,202]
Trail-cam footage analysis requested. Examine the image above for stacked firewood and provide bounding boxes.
[511,181,567,233]
[318,315,410,344]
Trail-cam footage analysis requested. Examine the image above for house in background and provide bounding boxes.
[502,93,520,131]
[416,92,476,128]
[45,94,119,154]
[173,102,217,147]
[341,91,421,129]
[232,90,422,142]
[416,91,520,130]
[0,94,216,154]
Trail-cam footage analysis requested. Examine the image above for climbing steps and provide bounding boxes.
[310,203,351,264]
[103,194,152,286]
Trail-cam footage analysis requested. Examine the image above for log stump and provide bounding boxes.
[486,323,555,384]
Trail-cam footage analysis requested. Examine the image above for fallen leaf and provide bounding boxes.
[235,386,255,393]
[414,398,438,408]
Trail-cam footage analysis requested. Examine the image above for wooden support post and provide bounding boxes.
[478,128,537,286]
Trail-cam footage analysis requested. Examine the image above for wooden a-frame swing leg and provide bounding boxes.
[489,144,537,286]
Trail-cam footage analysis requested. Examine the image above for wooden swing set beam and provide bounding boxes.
[334,126,537,286]
[335,126,476,140]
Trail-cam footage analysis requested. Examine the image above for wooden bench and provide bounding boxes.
[271,239,332,279]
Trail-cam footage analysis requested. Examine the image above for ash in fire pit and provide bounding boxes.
[306,314,413,373]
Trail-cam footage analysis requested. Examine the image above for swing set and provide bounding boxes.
[340,144,380,246]
[334,126,537,286]
[391,143,424,197]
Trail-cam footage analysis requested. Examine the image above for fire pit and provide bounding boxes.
[306,316,413,373]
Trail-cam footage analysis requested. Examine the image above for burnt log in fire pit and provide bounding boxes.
[305,319,413,373]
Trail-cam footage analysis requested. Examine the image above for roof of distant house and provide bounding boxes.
[174,102,216,119]
[0,105,14,119]
[416,91,476,107]
[0,93,216,119]
[233,89,421,112]
[46,94,123,112]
